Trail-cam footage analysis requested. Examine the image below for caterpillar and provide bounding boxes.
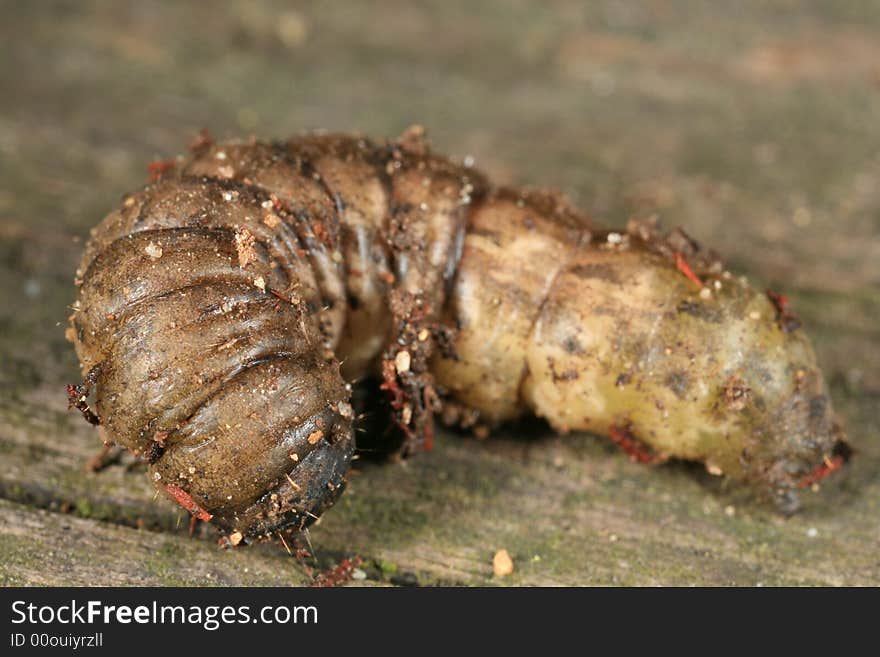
[68,127,849,542]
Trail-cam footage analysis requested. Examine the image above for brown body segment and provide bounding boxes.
[70,129,848,538]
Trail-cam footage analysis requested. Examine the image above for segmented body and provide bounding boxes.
[70,128,847,538]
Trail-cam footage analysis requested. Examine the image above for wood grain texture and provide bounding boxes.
[1,0,878,586]
[0,500,314,587]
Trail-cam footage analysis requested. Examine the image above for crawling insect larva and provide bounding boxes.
[68,127,849,540]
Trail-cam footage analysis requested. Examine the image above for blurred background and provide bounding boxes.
[0,1,877,585]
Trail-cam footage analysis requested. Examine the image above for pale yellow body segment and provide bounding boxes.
[435,195,842,502]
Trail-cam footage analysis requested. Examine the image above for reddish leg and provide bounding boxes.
[608,424,664,465]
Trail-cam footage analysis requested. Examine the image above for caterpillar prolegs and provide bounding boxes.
[68,127,849,540]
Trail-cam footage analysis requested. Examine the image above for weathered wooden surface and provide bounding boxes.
[1,1,878,586]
